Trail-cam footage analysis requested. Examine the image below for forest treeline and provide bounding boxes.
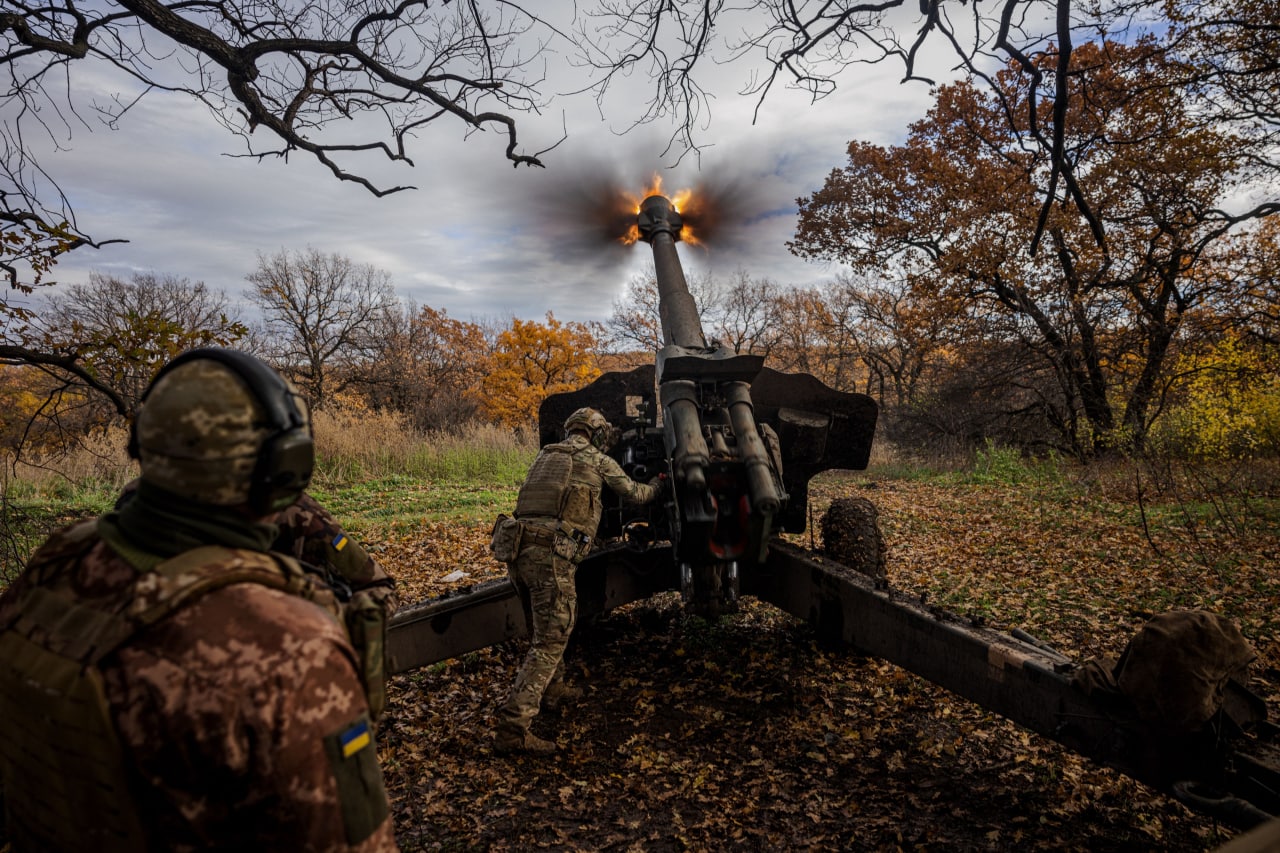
[1,237,1276,467]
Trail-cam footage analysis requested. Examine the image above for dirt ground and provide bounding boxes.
[380,600,1244,852]
[376,476,1277,851]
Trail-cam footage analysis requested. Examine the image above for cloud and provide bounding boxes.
[28,20,949,325]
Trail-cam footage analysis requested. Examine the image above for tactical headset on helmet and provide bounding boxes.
[563,407,619,451]
[128,348,314,514]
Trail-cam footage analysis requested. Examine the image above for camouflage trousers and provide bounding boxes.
[497,543,577,732]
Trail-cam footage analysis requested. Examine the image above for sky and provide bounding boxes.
[21,8,961,328]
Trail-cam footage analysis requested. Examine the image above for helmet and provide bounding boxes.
[563,407,619,451]
[129,349,314,514]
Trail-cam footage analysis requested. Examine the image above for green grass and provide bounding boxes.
[0,418,537,581]
[862,441,1068,487]
[0,458,527,581]
[313,445,532,490]
[5,431,1277,600]
[310,474,520,530]
[1,485,119,584]
[945,441,1068,488]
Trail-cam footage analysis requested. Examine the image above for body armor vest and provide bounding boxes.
[0,523,347,852]
[515,438,608,538]
[559,453,604,539]
[514,443,575,519]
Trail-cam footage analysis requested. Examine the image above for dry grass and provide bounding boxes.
[0,414,534,580]
[1,426,138,497]
[0,413,538,498]
[310,410,534,486]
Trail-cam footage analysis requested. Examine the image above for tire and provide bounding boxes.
[820,497,887,581]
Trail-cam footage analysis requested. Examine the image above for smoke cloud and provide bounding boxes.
[512,142,780,261]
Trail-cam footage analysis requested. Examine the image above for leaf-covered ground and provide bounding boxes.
[372,472,1280,851]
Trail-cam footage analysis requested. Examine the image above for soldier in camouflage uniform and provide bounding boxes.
[494,407,664,755]
[0,349,397,851]
[273,492,398,614]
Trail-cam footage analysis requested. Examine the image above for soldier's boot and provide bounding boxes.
[542,682,584,712]
[494,723,557,756]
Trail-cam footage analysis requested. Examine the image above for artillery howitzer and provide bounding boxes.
[388,194,1280,832]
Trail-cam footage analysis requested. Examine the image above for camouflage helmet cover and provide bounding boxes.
[563,407,619,451]
[133,358,311,507]
[563,407,609,435]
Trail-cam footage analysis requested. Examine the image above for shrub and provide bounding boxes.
[964,440,1064,487]
[1150,336,1280,460]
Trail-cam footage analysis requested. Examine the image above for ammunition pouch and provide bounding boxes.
[553,526,592,562]
[551,531,580,562]
[490,514,524,563]
[343,590,388,721]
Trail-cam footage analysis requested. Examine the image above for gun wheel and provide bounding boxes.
[821,497,888,582]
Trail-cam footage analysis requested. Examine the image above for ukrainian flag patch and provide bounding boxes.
[332,533,349,552]
[325,714,388,843]
[340,719,371,757]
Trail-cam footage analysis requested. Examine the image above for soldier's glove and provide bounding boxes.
[648,472,669,493]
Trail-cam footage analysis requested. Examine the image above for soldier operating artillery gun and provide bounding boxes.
[386,188,1280,832]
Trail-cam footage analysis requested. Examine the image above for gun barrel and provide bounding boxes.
[725,382,781,515]
[637,195,706,349]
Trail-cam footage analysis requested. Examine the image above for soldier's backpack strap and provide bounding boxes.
[129,545,341,628]
[136,546,382,719]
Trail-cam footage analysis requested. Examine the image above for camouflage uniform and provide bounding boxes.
[497,425,661,751]
[0,531,396,852]
[270,493,398,719]
[0,350,397,851]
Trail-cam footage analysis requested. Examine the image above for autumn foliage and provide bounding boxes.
[475,313,605,429]
[3,22,1279,464]
[792,38,1279,457]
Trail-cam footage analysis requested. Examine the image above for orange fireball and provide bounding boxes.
[617,174,702,246]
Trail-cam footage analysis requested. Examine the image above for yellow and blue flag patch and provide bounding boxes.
[324,715,388,842]
[340,719,371,758]
[332,533,349,552]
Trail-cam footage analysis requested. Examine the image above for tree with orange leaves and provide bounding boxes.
[793,38,1279,456]
[478,313,605,429]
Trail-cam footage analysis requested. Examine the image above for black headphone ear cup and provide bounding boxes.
[249,427,315,514]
